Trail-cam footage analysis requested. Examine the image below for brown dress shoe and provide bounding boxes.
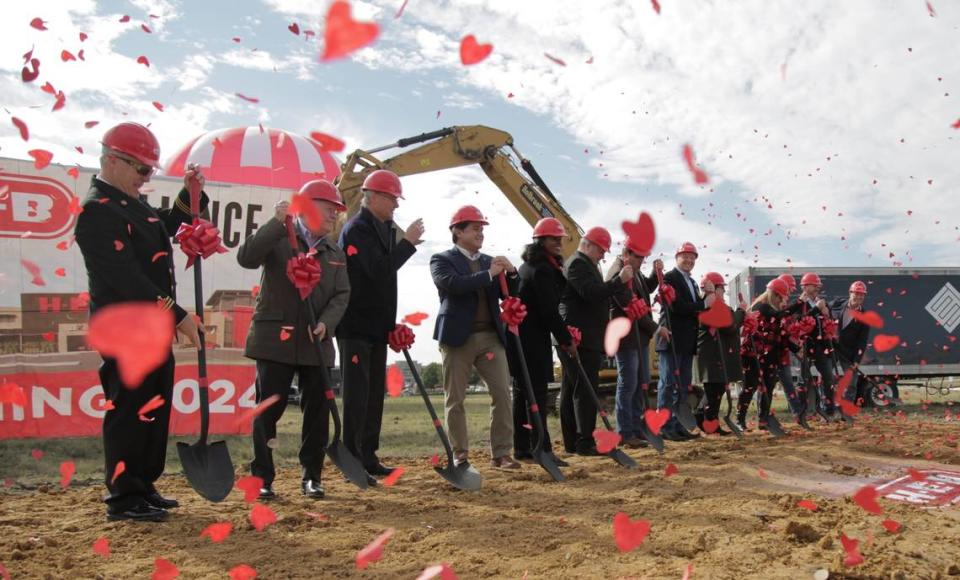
[491,456,521,469]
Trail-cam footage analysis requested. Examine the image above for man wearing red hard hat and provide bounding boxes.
[431,206,520,469]
[655,242,715,441]
[238,180,351,500]
[829,280,873,405]
[558,227,632,455]
[75,122,206,521]
[337,169,424,483]
[796,272,840,421]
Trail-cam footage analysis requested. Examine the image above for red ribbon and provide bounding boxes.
[175,218,228,269]
[821,318,839,341]
[655,284,676,307]
[624,297,650,321]
[285,254,322,300]
[741,310,760,337]
[388,323,416,353]
[566,325,582,348]
[499,296,527,336]
[787,315,817,342]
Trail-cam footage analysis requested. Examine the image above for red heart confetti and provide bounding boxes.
[141,23,152,33]
[234,394,282,429]
[351,354,359,364]
[310,131,346,152]
[757,468,769,479]
[459,35,493,65]
[236,93,260,103]
[644,409,670,435]
[152,101,165,112]
[54,267,66,277]
[92,537,110,558]
[356,528,395,570]
[28,149,53,169]
[86,303,174,388]
[485,352,494,361]
[881,519,901,533]
[612,512,651,553]
[395,0,409,18]
[22,58,40,82]
[682,143,709,184]
[21,259,45,285]
[11,117,29,141]
[137,395,165,422]
[430,454,439,466]
[30,17,48,30]
[320,0,381,62]
[907,468,926,482]
[604,316,632,356]
[288,22,301,35]
[346,245,358,256]
[152,251,169,263]
[119,15,131,22]
[698,300,734,329]
[852,484,883,515]
[0,383,27,407]
[114,240,124,251]
[52,90,67,112]
[651,0,661,14]
[279,328,291,341]
[31,448,44,460]
[664,463,679,477]
[621,212,656,256]
[544,53,567,66]
[67,167,80,179]
[60,460,76,488]
[381,466,405,486]
[926,1,937,17]
[797,499,818,511]
[849,310,884,328]
[152,557,179,580]
[593,429,621,454]
[387,364,404,397]
[702,419,719,434]
[200,522,233,543]
[110,460,125,484]
[85,120,99,128]
[840,534,865,567]
[250,503,277,532]
[40,81,56,94]
[229,564,257,580]
[288,192,325,233]
[236,476,264,503]
[416,563,458,580]
[402,312,429,326]
[872,334,899,353]
[61,50,76,62]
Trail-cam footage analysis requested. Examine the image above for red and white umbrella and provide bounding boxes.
[163,126,341,189]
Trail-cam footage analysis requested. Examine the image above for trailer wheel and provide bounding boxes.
[866,380,896,408]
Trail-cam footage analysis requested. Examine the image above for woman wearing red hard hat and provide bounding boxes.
[737,277,804,431]
[694,272,745,436]
[828,280,873,405]
[773,273,809,425]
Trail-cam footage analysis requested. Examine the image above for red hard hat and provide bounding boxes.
[532,217,567,239]
[299,179,345,211]
[101,122,161,167]
[449,205,489,229]
[362,169,403,198]
[625,236,651,257]
[675,241,698,257]
[767,278,789,298]
[849,280,867,294]
[778,273,797,292]
[583,227,612,253]
[800,272,822,287]
[700,271,725,289]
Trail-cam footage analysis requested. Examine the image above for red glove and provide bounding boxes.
[624,297,650,321]
[656,284,676,307]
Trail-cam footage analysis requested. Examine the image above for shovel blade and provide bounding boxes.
[723,416,745,439]
[676,402,698,433]
[533,448,566,482]
[435,462,483,492]
[607,448,638,469]
[326,441,369,490]
[640,425,666,452]
[176,440,234,503]
[764,414,787,438]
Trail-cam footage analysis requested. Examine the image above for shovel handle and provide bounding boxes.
[187,174,202,219]
[498,271,509,297]
[284,216,299,251]
[403,348,456,465]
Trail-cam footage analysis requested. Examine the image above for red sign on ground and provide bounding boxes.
[875,470,960,507]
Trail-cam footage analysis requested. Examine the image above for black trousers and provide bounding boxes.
[100,351,175,512]
[800,354,837,414]
[250,360,330,486]
[560,347,602,453]
[512,366,553,455]
[738,356,778,420]
[697,382,726,422]
[338,338,387,469]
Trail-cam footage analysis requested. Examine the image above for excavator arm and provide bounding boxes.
[333,125,584,257]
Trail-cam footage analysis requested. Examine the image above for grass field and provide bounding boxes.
[2,386,957,487]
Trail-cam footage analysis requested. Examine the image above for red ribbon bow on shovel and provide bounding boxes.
[284,217,322,300]
[497,272,527,335]
[566,325,582,348]
[624,296,651,321]
[175,219,227,269]
[388,323,416,353]
[741,310,760,337]
[787,315,816,342]
[821,318,839,340]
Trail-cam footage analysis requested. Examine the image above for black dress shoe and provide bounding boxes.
[715,427,732,437]
[302,480,325,499]
[145,492,179,509]
[107,502,167,522]
[365,463,396,477]
[258,486,277,500]
[514,451,534,461]
[575,447,600,457]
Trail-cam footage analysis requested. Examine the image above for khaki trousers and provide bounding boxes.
[440,331,514,458]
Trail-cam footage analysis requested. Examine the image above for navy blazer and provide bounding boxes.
[430,247,517,348]
[655,267,706,356]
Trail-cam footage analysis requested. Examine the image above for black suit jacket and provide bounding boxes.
[604,257,660,350]
[829,298,871,364]
[512,250,572,383]
[655,267,706,355]
[559,252,629,352]
[74,177,207,325]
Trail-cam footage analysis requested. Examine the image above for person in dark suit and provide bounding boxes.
[237,180,350,500]
[511,218,574,464]
[604,239,669,448]
[75,122,203,522]
[337,170,423,481]
[430,206,520,469]
[655,242,716,440]
[829,280,872,403]
[796,272,838,420]
[559,227,632,455]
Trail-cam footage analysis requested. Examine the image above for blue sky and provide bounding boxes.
[1,0,958,363]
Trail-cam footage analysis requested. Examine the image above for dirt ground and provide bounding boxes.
[1,409,958,580]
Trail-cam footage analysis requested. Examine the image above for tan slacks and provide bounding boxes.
[440,331,514,459]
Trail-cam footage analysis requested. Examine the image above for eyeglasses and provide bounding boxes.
[113,155,154,177]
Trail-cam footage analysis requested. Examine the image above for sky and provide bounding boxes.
[1,0,958,364]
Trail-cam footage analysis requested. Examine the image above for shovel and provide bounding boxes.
[748,335,785,438]
[176,174,235,503]
[560,349,637,469]
[710,331,744,439]
[402,348,482,491]
[826,335,855,424]
[499,273,565,482]
[654,268,698,434]
[284,217,368,490]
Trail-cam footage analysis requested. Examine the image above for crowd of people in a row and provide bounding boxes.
[75,123,873,520]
